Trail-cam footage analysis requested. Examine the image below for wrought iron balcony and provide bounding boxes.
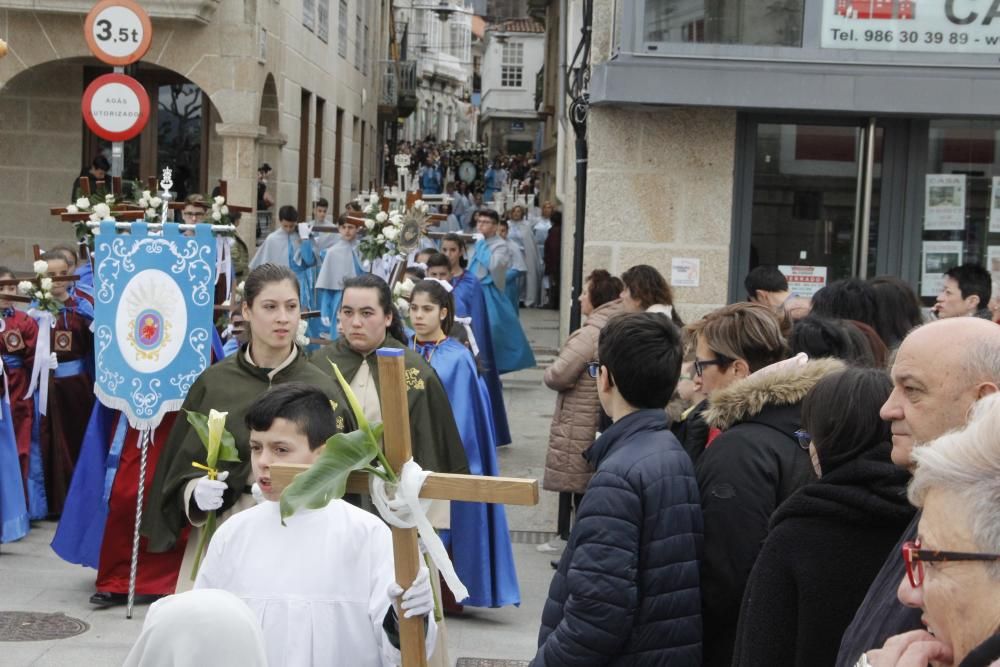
[378,60,418,118]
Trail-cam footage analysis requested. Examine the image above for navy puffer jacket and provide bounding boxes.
[532,409,703,666]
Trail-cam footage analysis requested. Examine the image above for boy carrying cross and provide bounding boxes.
[194,382,436,666]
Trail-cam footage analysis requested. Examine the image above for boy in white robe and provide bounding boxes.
[315,214,364,339]
[195,383,436,667]
[250,205,319,312]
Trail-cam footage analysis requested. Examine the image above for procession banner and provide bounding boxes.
[93,221,217,430]
[822,0,1000,54]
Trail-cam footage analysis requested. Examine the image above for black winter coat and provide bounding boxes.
[696,357,844,667]
[533,409,703,666]
[731,442,915,667]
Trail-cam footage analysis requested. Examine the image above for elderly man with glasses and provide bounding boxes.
[838,317,1000,667]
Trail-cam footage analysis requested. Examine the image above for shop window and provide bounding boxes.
[639,0,804,49]
[918,119,1000,303]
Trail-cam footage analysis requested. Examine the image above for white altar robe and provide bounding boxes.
[195,499,436,667]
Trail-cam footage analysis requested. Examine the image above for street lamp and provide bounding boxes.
[414,1,458,22]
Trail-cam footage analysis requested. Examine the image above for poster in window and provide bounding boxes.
[778,265,828,298]
[989,177,1000,233]
[670,258,700,288]
[920,241,963,297]
[924,174,966,231]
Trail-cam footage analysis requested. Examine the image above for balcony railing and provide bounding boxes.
[378,60,418,116]
[3,0,221,23]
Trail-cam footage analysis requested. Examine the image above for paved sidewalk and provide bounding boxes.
[0,308,566,666]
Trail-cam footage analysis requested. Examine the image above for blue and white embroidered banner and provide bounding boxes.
[93,221,216,430]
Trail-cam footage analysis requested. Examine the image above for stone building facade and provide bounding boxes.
[0,0,390,265]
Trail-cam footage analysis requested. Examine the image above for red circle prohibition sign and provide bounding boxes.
[81,73,151,142]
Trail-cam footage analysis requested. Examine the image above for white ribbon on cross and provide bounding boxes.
[452,316,480,358]
[368,459,469,603]
[24,309,55,415]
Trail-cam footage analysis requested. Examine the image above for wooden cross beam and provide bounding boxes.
[269,351,538,667]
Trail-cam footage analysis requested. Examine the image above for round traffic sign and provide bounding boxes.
[81,73,150,142]
[84,0,152,66]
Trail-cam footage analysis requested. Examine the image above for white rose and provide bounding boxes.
[369,193,379,204]
[17,281,33,295]
[389,213,403,225]
[221,205,229,215]
[94,203,111,219]
[76,198,90,210]
[42,291,52,301]
[376,211,388,223]
[33,260,48,275]
[40,278,53,291]
[105,193,115,204]
[149,197,162,208]
[147,208,158,218]
[89,213,101,223]
[212,211,222,221]
[142,190,152,201]
[66,205,78,214]
[364,218,376,230]
[138,198,149,209]
[414,199,426,210]
[383,226,399,241]
[214,195,225,206]
[376,234,386,242]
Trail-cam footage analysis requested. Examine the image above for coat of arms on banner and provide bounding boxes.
[93,221,217,429]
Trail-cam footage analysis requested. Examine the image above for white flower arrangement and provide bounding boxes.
[76,198,91,210]
[357,193,408,263]
[209,195,231,225]
[20,261,60,316]
[392,278,415,319]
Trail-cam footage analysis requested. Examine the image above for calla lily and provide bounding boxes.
[207,409,228,465]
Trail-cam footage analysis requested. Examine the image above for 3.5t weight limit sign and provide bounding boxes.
[84,0,152,66]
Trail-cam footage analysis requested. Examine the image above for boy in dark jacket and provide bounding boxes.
[532,313,703,666]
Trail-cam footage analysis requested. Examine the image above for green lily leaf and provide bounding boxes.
[279,427,380,524]
[184,409,240,465]
[330,361,370,434]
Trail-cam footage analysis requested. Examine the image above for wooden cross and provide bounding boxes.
[0,273,80,304]
[269,350,538,667]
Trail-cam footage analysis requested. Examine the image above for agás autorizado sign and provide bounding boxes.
[822,0,1000,53]
[81,73,150,142]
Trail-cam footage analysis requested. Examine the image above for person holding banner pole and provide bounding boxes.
[143,263,354,591]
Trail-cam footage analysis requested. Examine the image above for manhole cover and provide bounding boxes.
[456,660,530,667]
[0,612,89,641]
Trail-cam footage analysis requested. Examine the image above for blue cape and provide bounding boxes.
[415,338,520,607]
[452,273,511,446]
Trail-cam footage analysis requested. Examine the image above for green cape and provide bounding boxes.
[143,345,355,552]
[310,335,469,476]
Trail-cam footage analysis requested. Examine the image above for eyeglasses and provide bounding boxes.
[586,361,600,379]
[693,355,733,377]
[793,429,811,450]
[901,538,1000,588]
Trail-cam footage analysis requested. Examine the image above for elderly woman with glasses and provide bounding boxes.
[686,302,845,667]
[863,393,1000,667]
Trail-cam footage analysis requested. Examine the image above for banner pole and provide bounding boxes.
[126,427,151,619]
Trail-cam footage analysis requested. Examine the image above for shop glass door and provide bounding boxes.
[747,121,883,294]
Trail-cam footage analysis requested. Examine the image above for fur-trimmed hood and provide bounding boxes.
[704,357,845,430]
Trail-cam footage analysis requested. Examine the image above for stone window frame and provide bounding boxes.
[317,0,330,43]
[303,0,315,33]
[338,0,349,58]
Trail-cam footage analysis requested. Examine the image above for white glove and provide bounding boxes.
[387,566,434,619]
[49,352,59,369]
[193,471,229,512]
[251,482,265,504]
[297,222,312,240]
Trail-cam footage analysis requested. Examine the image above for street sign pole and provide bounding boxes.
[111,65,125,178]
